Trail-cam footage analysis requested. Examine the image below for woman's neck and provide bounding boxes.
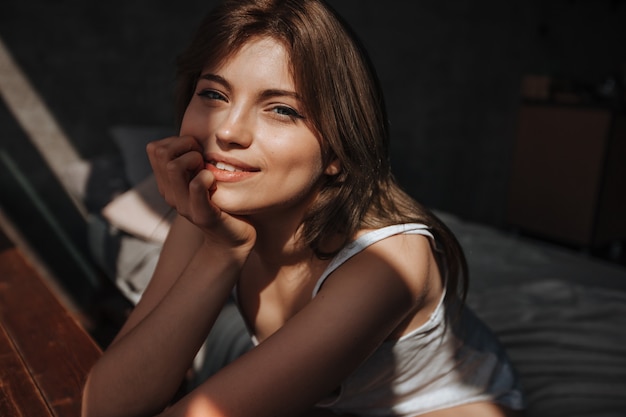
[248,211,314,270]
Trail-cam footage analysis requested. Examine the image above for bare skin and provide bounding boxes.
[81,37,517,417]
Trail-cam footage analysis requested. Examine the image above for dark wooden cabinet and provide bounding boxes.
[507,104,626,248]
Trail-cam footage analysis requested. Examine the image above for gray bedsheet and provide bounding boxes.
[440,212,626,417]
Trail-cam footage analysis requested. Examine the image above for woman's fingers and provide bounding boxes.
[146,135,203,181]
[186,168,219,223]
[146,136,220,226]
[189,170,256,249]
[146,135,257,250]
[147,135,202,161]
[146,136,204,208]
[168,151,206,214]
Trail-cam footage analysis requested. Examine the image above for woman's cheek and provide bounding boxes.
[179,106,197,137]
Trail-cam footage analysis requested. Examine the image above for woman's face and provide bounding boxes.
[180,37,336,218]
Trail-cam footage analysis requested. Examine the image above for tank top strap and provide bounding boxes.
[311,223,434,298]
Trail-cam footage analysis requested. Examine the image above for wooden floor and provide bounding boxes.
[0,222,101,417]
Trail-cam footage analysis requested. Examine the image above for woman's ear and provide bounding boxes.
[324,159,341,176]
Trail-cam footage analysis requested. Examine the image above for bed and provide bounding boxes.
[441,211,626,416]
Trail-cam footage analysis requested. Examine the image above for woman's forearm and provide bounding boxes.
[82,245,246,417]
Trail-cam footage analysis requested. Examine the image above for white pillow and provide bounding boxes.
[102,174,174,243]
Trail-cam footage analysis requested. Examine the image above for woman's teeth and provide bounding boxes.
[215,161,242,172]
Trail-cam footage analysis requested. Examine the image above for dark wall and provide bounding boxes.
[1,0,625,227]
[332,1,529,226]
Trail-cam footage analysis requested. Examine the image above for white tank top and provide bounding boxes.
[312,224,525,416]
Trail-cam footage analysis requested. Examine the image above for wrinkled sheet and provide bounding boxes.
[440,212,626,417]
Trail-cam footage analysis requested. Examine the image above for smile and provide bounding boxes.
[213,161,245,172]
[207,159,259,172]
[206,159,259,182]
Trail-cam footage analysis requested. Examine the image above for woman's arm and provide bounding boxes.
[105,135,255,350]
[109,214,203,345]
[159,233,436,417]
[83,136,257,417]
[82,214,251,417]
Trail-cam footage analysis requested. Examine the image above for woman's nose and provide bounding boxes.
[214,108,253,149]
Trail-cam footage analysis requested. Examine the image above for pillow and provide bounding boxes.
[101,174,174,243]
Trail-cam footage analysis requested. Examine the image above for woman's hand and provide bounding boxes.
[146,135,256,254]
[147,135,203,211]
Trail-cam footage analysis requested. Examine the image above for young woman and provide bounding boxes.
[82,1,525,416]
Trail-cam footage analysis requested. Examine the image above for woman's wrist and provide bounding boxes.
[199,223,256,264]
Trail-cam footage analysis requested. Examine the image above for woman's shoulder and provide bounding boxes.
[314,224,444,339]
[319,223,435,282]
[348,225,445,339]
[317,223,439,300]
[356,226,437,287]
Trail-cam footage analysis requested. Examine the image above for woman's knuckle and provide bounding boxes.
[154,145,170,160]
[166,160,179,173]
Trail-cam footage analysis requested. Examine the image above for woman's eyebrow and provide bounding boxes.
[199,73,231,90]
[259,89,302,102]
[199,73,301,102]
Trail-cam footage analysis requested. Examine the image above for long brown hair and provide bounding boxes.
[175,0,468,302]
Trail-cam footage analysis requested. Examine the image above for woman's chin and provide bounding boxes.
[210,193,251,216]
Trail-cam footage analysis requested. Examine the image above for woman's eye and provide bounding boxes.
[197,89,226,101]
[272,106,304,120]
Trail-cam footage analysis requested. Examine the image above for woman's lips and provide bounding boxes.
[212,161,244,172]
[206,160,259,182]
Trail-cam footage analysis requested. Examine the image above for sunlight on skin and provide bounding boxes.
[422,401,522,417]
[164,396,228,417]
